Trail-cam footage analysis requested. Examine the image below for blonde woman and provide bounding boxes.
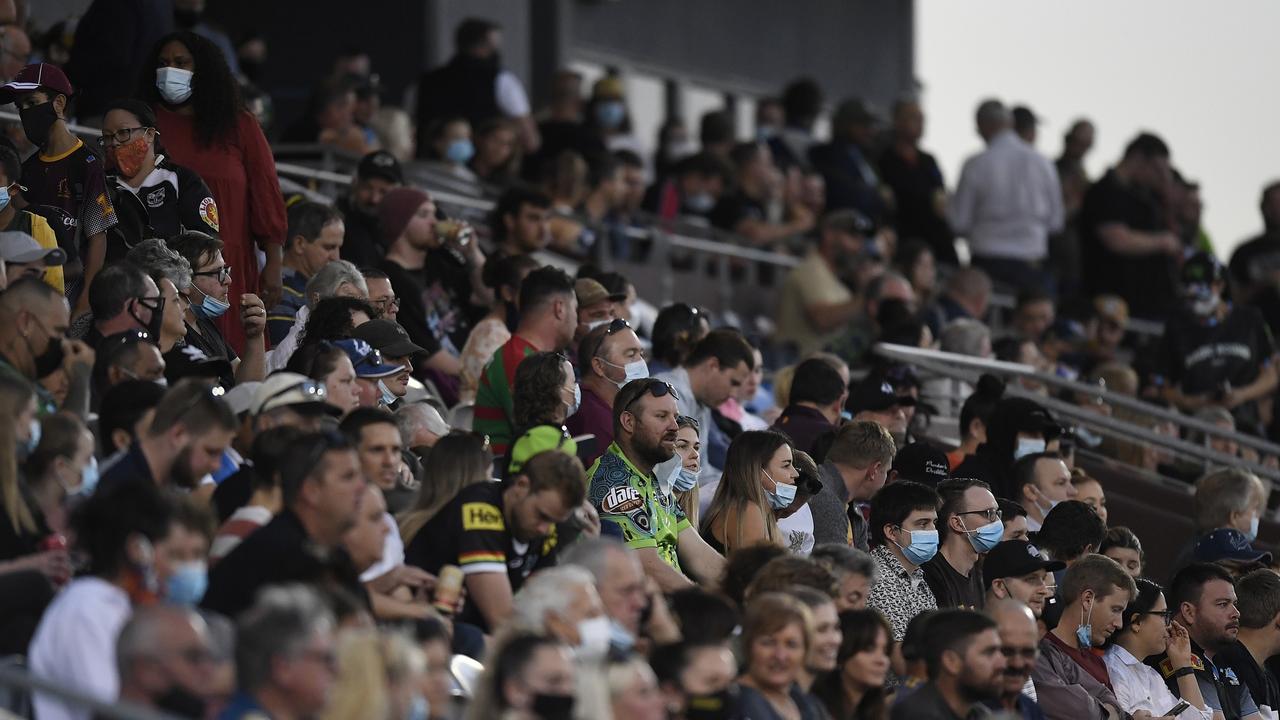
[700,430,798,555]
[671,415,703,529]
[398,431,493,547]
[0,376,68,592]
[322,629,427,720]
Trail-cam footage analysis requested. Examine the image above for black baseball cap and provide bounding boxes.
[848,376,916,415]
[352,319,425,358]
[1181,251,1225,287]
[1192,528,1272,565]
[983,540,1066,589]
[163,345,232,384]
[356,150,403,184]
[891,442,950,486]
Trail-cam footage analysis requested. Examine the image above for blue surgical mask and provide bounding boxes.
[191,287,230,319]
[602,358,649,388]
[685,192,715,214]
[445,138,475,165]
[566,383,581,417]
[408,695,429,720]
[595,100,626,129]
[166,560,208,606]
[839,409,853,422]
[1013,437,1046,460]
[0,185,10,213]
[962,517,1005,554]
[69,456,99,497]
[608,619,635,653]
[1076,601,1094,649]
[670,464,699,493]
[763,469,797,510]
[377,379,397,407]
[23,418,41,456]
[156,67,194,105]
[1248,515,1260,542]
[893,527,939,566]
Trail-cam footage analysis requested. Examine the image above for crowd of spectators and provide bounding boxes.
[0,3,1277,720]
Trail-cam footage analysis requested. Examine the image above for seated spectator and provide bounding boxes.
[28,481,174,720]
[336,150,403,266]
[770,357,847,459]
[331,338,403,410]
[890,609,1006,719]
[0,146,63,293]
[297,297,376,352]
[0,230,64,294]
[701,430,797,555]
[114,604,218,718]
[999,499,1031,542]
[489,184,553,258]
[361,267,399,322]
[24,412,94,533]
[866,480,941,642]
[464,633,576,720]
[888,442,952,486]
[1178,467,1270,572]
[203,431,367,618]
[1014,289,1057,343]
[458,253,539,403]
[810,544,875,612]
[986,599,1049,718]
[735,592,826,719]
[646,151,732,222]
[156,496,214,606]
[352,319,426,410]
[812,609,893,719]
[745,556,838,602]
[846,376,912,446]
[775,210,871,356]
[667,414,706,530]
[588,379,726,591]
[1218,569,1280,715]
[774,448,823,555]
[1011,452,1077,532]
[98,379,237,493]
[268,260,369,371]
[404,449,583,633]
[946,375,1003,470]
[423,116,477,181]
[283,77,371,155]
[1032,554,1135,719]
[1068,469,1108,525]
[100,99,220,254]
[650,640,739,720]
[1153,563,1261,719]
[285,341,363,417]
[569,318,647,464]
[90,330,163,403]
[607,657,666,719]
[268,202,345,345]
[649,303,710,377]
[983,540,1063,620]
[804,421,894,551]
[561,536,681,654]
[82,261,162,349]
[954,398,1060,502]
[923,478,1002,610]
[124,239,194,354]
[512,351,578,437]
[1097,526,1144,579]
[474,266,577,454]
[168,231,267,387]
[395,402,451,456]
[397,428,490,542]
[210,425,306,561]
[97,380,166,459]
[571,277,622,353]
[1038,501,1107,575]
[711,141,814,248]
[220,585,338,720]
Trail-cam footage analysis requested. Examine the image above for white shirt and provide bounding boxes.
[949,129,1064,262]
[495,71,530,117]
[777,503,816,555]
[1103,644,1214,720]
[29,577,133,720]
[359,512,406,582]
[268,304,309,371]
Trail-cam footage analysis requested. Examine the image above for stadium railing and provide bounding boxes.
[0,660,181,720]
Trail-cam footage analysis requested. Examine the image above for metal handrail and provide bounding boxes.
[0,663,180,720]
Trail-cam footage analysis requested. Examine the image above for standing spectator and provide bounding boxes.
[866,480,941,643]
[65,0,173,120]
[805,420,894,551]
[0,146,64,293]
[219,585,338,720]
[770,357,847,458]
[948,99,1064,295]
[890,610,1007,719]
[147,32,287,350]
[337,151,403,268]
[416,19,539,156]
[2,63,117,315]
[923,478,1002,611]
[473,266,576,454]
[766,78,822,172]
[202,431,367,618]
[114,605,217,718]
[569,319,647,464]
[809,98,890,226]
[1056,119,1096,219]
[1217,569,1280,715]
[458,253,538,404]
[1079,132,1181,320]
[28,481,174,720]
[1229,181,1280,308]
[983,540,1063,620]
[879,98,955,264]
[986,599,1049,719]
[267,203,345,346]
[776,210,871,356]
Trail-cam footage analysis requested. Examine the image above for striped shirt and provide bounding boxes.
[473,334,539,454]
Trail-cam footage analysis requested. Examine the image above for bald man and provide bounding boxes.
[987,599,1047,718]
[116,605,216,717]
[0,277,94,416]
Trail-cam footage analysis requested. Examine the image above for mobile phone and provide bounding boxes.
[1163,700,1190,717]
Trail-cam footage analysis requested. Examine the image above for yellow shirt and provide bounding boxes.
[28,213,65,294]
[775,248,852,355]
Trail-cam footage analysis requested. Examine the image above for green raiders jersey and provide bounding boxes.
[587,442,690,573]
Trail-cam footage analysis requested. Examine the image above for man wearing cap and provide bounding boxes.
[847,375,913,445]
[0,230,64,291]
[337,150,402,268]
[0,146,64,293]
[378,186,486,381]
[1157,251,1278,436]
[770,356,847,457]
[805,420,895,551]
[810,98,890,225]
[889,442,952,486]
[267,202,344,346]
[573,277,623,352]
[353,319,425,409]
[569,319,647,466]
[2,63,118,315]
[984,540,1064,619]
[949,99,1063,295]
[330,337,405,410]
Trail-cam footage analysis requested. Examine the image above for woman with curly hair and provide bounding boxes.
[143,31,287,353]
[511,352,577,435]
[298,297,377,349]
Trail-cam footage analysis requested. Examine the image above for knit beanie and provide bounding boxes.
[379,187,431,244]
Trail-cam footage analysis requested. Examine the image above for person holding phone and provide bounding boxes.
[1104,577,1214,720]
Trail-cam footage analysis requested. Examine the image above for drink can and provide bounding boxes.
[433,564,464,614]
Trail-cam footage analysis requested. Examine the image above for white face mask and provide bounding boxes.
[601,357,649,388]
[1013,437,1046,460]
[575,615,612,660]
[156,67,194,105]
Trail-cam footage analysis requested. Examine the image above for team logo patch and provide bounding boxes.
[146,187,166,208]
[628,509,652,533]
[461,502,504,532]
[199,197,220,232]
[601,486,643,514]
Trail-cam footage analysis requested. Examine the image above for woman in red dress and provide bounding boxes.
[142,31,285,353]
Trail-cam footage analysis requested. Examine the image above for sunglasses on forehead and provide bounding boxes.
[622,380,679,412]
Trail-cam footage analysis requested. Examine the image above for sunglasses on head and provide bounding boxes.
[622,379,679,412]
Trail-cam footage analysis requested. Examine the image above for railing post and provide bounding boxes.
[653,230,674,306]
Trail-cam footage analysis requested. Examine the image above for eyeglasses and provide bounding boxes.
[192,264,232,283]
[371,296,401,313]
[1138,610,1175,626]
[622,379,679,412]
[97,126,150,147]
[676,414,700,431]
[1000,646,1040,661]
[956,507,1003,523]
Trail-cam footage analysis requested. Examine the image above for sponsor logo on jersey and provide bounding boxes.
[199,197,220,232]
[601,485,643,514]
[461,502,504,532]
[146,187,166,208]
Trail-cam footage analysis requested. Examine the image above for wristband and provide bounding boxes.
[1171,666,1196,680]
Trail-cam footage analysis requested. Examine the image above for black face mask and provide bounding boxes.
[19,101,58,148]
[129,296,167,340]
[686,689,735,720]
[154,684,206,718]
[531,692,574,720]
[25,316,66,379]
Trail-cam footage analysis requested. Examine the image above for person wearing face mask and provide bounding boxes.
[0,147,64,294]
[569,319,647,465]
[1157,252,1278,438]
[866,480,942,649]
[1012,452,1077,533]
[28,480,175,720]
[99,99,220,259]
[124,239,195,356]
[115,604,218,719]
[923,478,1004,611]
[0,277,96,417]
[572,278,623,358]
[81,262,164,350]
[700,431,797,555]
[0,63,119,319]
[24,412,95,533]
[1032,554,1136,720]
[954,396,1061,501]
[466,632,577,720]
[156,498,214,607]
[587,75,643,158]
[562,537,683,658]
[651,640,740,720]
[147,32,288,352]
[426,116,478,182]
[511,352,580,437]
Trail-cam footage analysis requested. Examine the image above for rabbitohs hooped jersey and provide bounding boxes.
[588,443,691,574]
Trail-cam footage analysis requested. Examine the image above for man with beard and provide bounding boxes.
[337,151,403,268]
[202,431,368,618]
[352,318,424,410]
[891,609,1007,719]
[403,450,585,633]
[115,605,217,718]
[776,210,873,357]
[986,599,1048,718]
[97,379,237,493]
[0,277,94,416]
[1151,563,1262,720]
[587,378,726,592]
[1032,554,1135,720]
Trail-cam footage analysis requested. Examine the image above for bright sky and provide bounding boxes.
[917,0,1280,258]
